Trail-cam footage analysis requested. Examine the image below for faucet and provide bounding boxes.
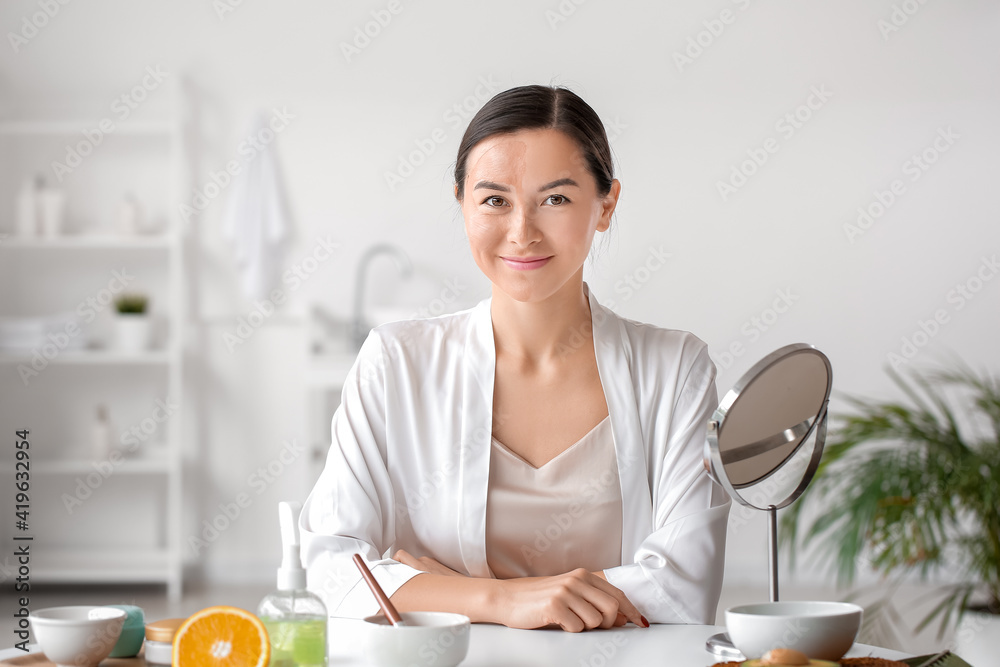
[351,243,414,350]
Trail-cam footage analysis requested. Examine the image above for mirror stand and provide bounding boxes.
[703,344,833,661]
[768,504,778,602]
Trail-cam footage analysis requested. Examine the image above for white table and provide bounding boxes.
[0,623,911,666]
[328,620,910,666]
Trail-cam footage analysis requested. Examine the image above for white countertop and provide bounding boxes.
[326,620,910,666]
[0,623,912,666]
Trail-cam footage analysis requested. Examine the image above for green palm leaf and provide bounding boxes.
[781,363,1000,637]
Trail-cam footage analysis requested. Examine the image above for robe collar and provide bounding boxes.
[457,282,652,577]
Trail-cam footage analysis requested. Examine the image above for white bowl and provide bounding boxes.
[363,611,470,667]
[28,606,126,667]
[726,601,862,661]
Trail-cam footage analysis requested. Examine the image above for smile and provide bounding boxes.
[501,256,552,271]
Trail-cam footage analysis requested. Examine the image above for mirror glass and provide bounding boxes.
[707,344,832,511]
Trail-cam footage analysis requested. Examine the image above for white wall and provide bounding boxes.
[2,0,998,591]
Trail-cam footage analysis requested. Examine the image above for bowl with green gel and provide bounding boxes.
[107,605,145,658]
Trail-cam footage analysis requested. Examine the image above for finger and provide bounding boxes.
[394,549,425,571]
[553,605,586,633]
[589,577,645,627]
[565,595,606,631]
[571,576,624,628]
[417,556,456,577]
[565,579,620,629]
[614,612,627,627]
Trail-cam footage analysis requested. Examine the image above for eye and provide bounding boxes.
[545,194,569,206]
[482,195,506,207]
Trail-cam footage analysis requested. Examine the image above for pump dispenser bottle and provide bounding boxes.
[258,501,328,666]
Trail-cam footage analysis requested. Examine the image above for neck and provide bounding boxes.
[489,275,594,365]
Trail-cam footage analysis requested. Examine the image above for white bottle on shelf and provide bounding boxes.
[92,404,113,460]
[16,177,39,236]
[38,186,66,238]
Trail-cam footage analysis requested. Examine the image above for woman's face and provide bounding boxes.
[458,128,620,304]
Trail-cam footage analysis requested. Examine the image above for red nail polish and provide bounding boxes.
[641,615,649,628]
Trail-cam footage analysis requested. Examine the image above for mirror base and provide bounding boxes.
[705,632,745,661]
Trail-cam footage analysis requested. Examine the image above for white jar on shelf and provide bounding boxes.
[16,177,40,236]
[117,193,144,235]
[37,187,66,237]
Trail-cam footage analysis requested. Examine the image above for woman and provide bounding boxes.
[301,85,730,632]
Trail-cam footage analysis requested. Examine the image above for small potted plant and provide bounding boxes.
[782,362,1000,660]
[113,292,151,352]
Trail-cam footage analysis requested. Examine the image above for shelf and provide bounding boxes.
[0,349,172,365]
[0,453,173,475]
[29,546,174,584]
[0,120,175,136]
[0,234,174,249]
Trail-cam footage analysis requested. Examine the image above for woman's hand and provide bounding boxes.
[493,568,647,632]
[393,549,467,577]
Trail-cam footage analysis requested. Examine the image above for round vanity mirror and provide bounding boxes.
[706,343,832,512]
[703,344,832,662]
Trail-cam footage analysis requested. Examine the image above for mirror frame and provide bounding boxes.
[705,343,832,512]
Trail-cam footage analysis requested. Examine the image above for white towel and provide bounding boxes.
[222,111,291,301]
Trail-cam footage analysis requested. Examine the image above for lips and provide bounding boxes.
[501,256,552,271]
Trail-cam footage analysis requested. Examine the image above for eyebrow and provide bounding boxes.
[472,177,580,193]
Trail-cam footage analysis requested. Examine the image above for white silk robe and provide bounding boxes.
[300,282,731,624]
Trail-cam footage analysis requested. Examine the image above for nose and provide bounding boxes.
[506,206,540,248]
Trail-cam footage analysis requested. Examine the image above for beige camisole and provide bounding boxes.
[485,415,624,579]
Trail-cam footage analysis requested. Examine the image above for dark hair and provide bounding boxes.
[454,85,614,200]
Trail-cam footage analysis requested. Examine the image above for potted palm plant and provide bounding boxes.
[782,362,999,662]
[113,292,150,352]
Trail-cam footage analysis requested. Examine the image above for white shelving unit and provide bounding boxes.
[0,97,186,599]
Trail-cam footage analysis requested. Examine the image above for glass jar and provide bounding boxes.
[144,618,184,665]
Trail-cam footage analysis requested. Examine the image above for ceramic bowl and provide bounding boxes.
[726,601,862,661]
[363,611,470,667]
[28,606,127,667]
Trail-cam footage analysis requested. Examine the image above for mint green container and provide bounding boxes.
[107,605,145,658]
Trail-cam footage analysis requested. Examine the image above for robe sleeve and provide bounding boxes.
[299,330,426,619]
[602,344,731,624]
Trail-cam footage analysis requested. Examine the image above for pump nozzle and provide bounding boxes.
[277,501,307,591]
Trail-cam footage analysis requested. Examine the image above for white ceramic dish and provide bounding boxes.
[363,611,470,667]
[726,600,862,661]
[28,606,126,667]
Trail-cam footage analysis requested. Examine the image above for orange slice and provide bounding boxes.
[173,605,270,667]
